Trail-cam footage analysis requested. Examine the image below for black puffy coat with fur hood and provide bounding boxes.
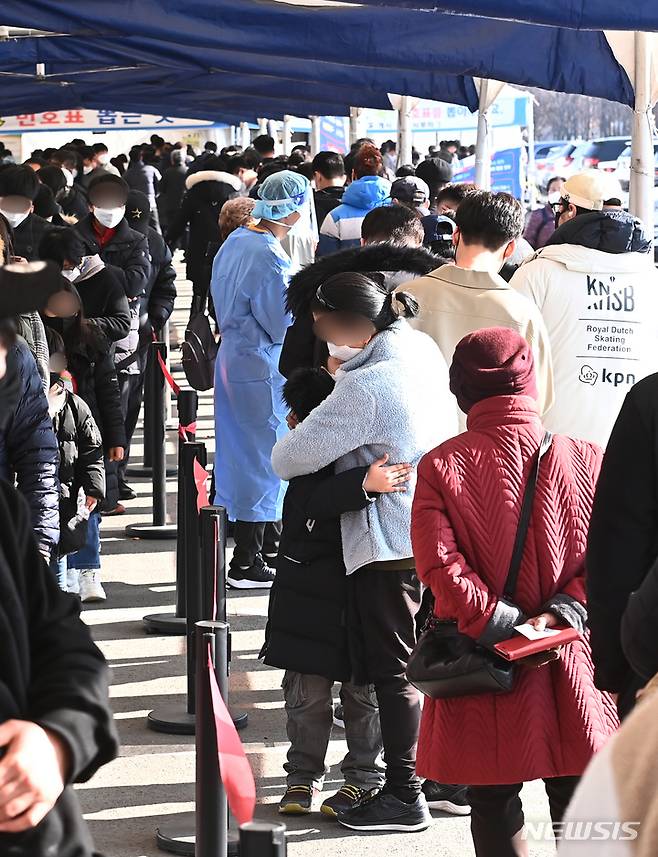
[280,243,445,377]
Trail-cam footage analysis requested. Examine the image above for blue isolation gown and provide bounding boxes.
[210,225,292,522]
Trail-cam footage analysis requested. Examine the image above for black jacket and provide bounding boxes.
[166,170,241,284]
[280,243,442,377]
[621,554,658,684]
[262,465,371,682]
[0,341,59,558]
[547,209,652,255]
[68,341,126,452]
[74,216,151,300]
[313,186,345,230]
[13,213,55,261]
[0,479,118,857]
[588,373,658,703]
[60,184,89,222]
[51,388,105,502]
[158,165,188,221]
[139,227,177,331]
[76,265,131,345]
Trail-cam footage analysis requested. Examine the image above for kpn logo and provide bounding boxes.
[579,365,635,388]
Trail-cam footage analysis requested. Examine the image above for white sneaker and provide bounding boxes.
[78,570,107,603]
[66,568,81,596]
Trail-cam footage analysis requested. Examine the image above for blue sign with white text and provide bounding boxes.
[453,147,524,199]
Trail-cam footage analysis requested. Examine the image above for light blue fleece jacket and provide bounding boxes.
[271,320,459,574]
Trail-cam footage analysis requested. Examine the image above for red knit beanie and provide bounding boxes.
[449,327,538,414]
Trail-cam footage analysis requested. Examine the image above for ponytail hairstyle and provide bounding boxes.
[312,271,419,333]
[352,143,385,179]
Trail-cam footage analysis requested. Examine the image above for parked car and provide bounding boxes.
[579,136,631,172]
[615,143,658,191]
[535,141,581,188]
[534,140,570,160]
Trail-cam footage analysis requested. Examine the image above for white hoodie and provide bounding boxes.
[511,243,658,448]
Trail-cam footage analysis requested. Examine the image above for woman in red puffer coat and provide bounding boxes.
[411,327,618,857]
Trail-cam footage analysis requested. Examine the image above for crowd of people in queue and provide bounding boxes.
[0,128,658,856]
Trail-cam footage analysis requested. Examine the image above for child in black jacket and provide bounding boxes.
[262,367,412,819]
[47,352,105,592]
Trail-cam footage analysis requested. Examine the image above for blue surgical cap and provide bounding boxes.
[253,169,310,221]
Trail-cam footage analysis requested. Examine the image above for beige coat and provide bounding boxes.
[401,264,554,429]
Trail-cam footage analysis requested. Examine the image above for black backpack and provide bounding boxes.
[182,311,218,391]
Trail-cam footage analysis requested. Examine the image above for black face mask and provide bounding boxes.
[42,316,78,338]
[0,347,22,433]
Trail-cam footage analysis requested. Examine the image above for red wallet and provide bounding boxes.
[494,627,581,661]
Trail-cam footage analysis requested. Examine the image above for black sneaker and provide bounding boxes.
[422,781,470,815]
[278,784,317,815]
[118,482,137,501]
[337,791,431,833]
[332,702,345,730]
[321,784,373,818]
[227,557,275,590]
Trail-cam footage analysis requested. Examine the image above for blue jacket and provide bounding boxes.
[0,341,60,557]
[317,175,391,257]
[272,320,459,574]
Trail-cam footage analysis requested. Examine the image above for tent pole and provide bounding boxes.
[526,94,537,209]
[239,122,251,150]
[282,115,293,155]
[629,31,654,235]
[398,96,413,167]
[474,79,491,190]
[349,107,363,147]
[257,118,268,135]
[310,116,321,156]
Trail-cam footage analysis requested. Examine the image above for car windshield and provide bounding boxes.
[582,139,631,160]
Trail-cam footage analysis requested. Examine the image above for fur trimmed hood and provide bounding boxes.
[185,170,242,192]
[287,243,443,318]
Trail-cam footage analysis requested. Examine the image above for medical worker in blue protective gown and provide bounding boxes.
[211,170,310,590]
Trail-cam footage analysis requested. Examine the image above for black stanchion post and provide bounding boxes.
[239,823,287,856]
[143,388,198,635]
[156,619,240,857]
[148,441,206,735]
[126,341,177,479]
[196,621,228,857]
[126,342,178,539]
[199,506,248,732]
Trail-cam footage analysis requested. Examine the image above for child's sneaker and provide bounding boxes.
[278,784,318,815]
[321,784,373,818]
[79,570,107,603]
[66,568,81,596]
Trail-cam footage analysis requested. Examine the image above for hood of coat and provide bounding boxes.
[546,210,651,256]
[286,243,443,317]
[535,241,655,275]
[341,175,391,211]
[185,170,242,192]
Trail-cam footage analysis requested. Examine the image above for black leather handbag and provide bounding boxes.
[406,432,553,699]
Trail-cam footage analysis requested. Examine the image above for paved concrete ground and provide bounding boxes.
[76,262,556,856]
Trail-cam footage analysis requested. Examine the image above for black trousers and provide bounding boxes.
[350,567,423,802]
[231,520,282,569]
[468,776,580,857]
[117,357,147,484]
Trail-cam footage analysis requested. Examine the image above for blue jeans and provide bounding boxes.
[67,511,101,570]
[49,554,68,591]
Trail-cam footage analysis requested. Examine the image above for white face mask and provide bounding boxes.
[61,167,75,188]
[83,164,94,175]
[327,341,364,362]
[97,153,110,166]
[0,208,30,229]
[93,205,125,228]
[547,190,562,205]
[62,267,81,282]
[70,168,78,180]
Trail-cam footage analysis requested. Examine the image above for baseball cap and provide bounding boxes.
[561,170,623,212]
[391,175,430,207]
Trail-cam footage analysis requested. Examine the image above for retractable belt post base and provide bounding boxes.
[125,341,177,539]
[144,389,199,635]
[240,822,287,857]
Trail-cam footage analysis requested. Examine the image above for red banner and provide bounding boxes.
[194,458,209,513]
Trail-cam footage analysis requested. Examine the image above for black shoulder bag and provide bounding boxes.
[406,432,553,699]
